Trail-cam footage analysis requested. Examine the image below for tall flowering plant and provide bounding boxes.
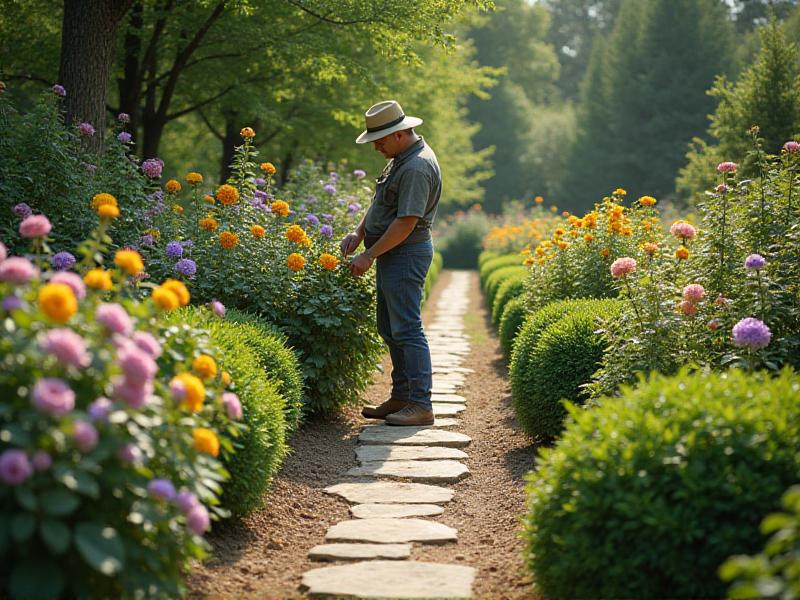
[0,202,244,598]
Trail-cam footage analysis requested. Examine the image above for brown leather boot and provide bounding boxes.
[385,403,435,426]
[361,398,409,420]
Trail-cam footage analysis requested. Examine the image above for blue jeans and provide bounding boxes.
[375,239,434,411]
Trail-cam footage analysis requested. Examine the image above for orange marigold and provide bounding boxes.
[161,279,190,306]
[260,162,277,175]
[199,217,219,231]
[97,204,120,220]
[84,269,113,291]
[203,194,215,204]
[287,252,305,271]
[271,200,289,217]
[216,184,240,206]
[186,172,203,185]
[38,283,77,324]
[91,193,118,210]
[192,355,217,379]
[151,286,179,310]
[600,248,610,257]
[639,195,657,206]
[193,428,219,456]
[614,188,627,196]
[534,196,544,204]
[240,127,255,138]
[643,242,659,255]
[675,246,690,260]
[286,225,307,244]
[172,204,184,214]
[166,179,182,193]
[319,253,339,270]
[219,231,238,249]
[584,233,594,242]
[251,224,265,238]
[114,249,144,275]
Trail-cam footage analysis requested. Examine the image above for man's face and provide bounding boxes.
[373,132,404,159]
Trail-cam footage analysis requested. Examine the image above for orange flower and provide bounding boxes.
[114,249,144,275]
[216,184,240,206]
[240,127,255,138]
[151,286,179,310]
[199,217,219,231]
[639,195,656,206]
[600,248,610,257]
[203,194,215,204]
[221,371,232,386]
[172,204,184,214]
[251,224,265,238]
[186,172,203,185]
[557,240,569,250]
[287,253,305,271]
[523,256,535,266]
[172,373,205,412]
[193,428,219,456]
[534,196,544,204]
[643,242,659,255]
[319,253,339,270]
[84,268,113,291]
[91,193,118,210]
[166,179,182,193]
[161,279,190,306]
[97,204,120,220]
[614,188,627,196]
[219,231,238,249]
[675,246,690,260]
[260,162,277,175]
[38,283,77,323]
[583,233,594,242]
[286,225,307,244]
[271,200,289,217]
[192,355,217,379]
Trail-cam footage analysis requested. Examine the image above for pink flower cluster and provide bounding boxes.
[783,140,800,153]
[679,284,705,317]
[670,221,697,241]
[112,328,160,409]
[19,215,52,239]
[40,328,91,368]
[610,257,637,279]
[717,161,738,173]
[147,479,210,535]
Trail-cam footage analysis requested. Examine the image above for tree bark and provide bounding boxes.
[118,0,144,138]
[58,0,134,149]
[219,113,240,183]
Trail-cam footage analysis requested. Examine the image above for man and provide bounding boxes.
[341,100,441,426]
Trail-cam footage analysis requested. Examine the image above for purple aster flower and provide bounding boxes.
[83,163,97,175]
[732,317,772,350]
[186,504,210,535]
[73,421,99,453]
[253,190,268,201]
[253,177,266,186]
[13,202,33,219]
[307,195,318,205]
[2,296,24,312]
[117,131,132,143]
[175,258,197,277]
[88,397,113,422]
[50,251,76,271]
[165,241,183,258]
[181,239,193,248]
[78,122,95,137]
[336,198,346,205]
[142,158,164,179]
[353,169,366,179]
[140,234,155,247]
[323,183,336,195]
[744,254,766,270]
[148,478,176,501]
[0,450,33,485]
[306,214,320,226]
[320,224,334,238]
[52,84,66,97]
[176,491,200,514]
[147,190,164,203]
[31,451,52,472]
[298,203,306,211]
[347,203,360,214]
[250,198,265,210]
[118,112,130,123]
[322,213,334,222]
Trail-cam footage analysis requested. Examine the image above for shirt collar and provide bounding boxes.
[394,136,424,165]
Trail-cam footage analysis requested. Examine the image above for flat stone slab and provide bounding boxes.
[432,393,467,404]
[433,403,466,417]
[356,445,468,463]
[325,481,454,504]
[346,460,470,483]
[430,418,459,428]
[308,543,411,561]
[433,367,474,374]
[325,518,457,544]
[358,427,471,448]
[432,386,459,394]
[350,503,445,519]
[301,561,475,598]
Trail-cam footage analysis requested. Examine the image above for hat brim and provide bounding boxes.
[355,116,423,144]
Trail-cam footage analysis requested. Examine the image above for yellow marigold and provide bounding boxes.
[192,355,217,379]
[91,193,118,210]
[622,227,633,236]
[97,204,120,220]
[186,172,203,185]
[287,252,305,271]
[84,268,112,291]
[161,279,190,306]
[240,127,256,138]
[151,286,179,310]
[144,228,161,240]
[193,428,219,456]
[575,218,584,228]
[541,240,553,249]
[557,240,569,250]
[203,194,215,204]
[600,248,610,257]
[549,205,558,213]
[553,228,566,237]
[221,371,232,386]
[38,283,77,324]
[568,215,579,225]
[286,225,307,244]
[614,188,627,196]
[610,222,623,234]
[534,196,544,204]
[166,179,182,193]
[260,162,277,175]
[172,204,184,215]
[676,246,690,260]
[271,200,290,217]
[639,195,657,206]
[562,211,570,217]
[114,249,144,275]
[643,242,659,255]
[219,231,238,249]
[523,257,535,266]
[172,373,205,412]
[216,184,240,206]
[251,224,265,238]
[535,247,545,257]
[319,253,339,270]
[569,230,579,238]
[584,233,594,242]
[199,217,219,231]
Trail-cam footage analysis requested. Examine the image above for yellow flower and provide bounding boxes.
[166,179,182,193]
[584,233,594,242]
[639,195,657,206]
[643,242,659,255]
[192,355,217,379]
[287,252,305,271]
[203,194,215,204]
[84,268,112,291]
[260,162,277,175]
[319,253,339,270]
[271,200,289,217]
[172,373,205,412]
[114,249,144,275]
[600,248,610,257]
[553,228,566,237]
[160,279,190,306]
[549,205,558,213]
[622,227,633,236]
[219,231,238,249]
[221,371,232,386]
[216,184,240,206]
[523,256,535,266]
[152,286,179,310]
[172,204,184,214]
[186,172,203,185]
[614,188,627,196]
[240,127,256,138]
[199,217,219,231]
[557,240,569,250]
[251,224,265,238]
[676,246,690,260]
[535,246,545,257]
[38,283,77,323]
[534,196,544,204]
[193,427,219,456]
[144,228,161,241]
[90,193,118,210]
[569,230,579,238]
[286,225,307,244]
[97,204,120,220]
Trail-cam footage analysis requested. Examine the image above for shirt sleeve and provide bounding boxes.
[396,168,431,219]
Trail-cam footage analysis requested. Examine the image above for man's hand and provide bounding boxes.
[348,252,373,277]
[340,232,362,257]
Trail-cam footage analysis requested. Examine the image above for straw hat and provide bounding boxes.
[355,100,423,144]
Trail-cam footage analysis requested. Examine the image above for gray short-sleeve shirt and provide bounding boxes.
[364,137,442,244]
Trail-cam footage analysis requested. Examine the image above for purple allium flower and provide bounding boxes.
[744,254,766,270]
[0,450,33,485]
[73,421,99,453]
[32,378,75,417]
[783,140,800,153]
[2,296,24,312]
[13,202,33,219]
[186,504,210,535]
[717,161,738,173]
[50,251,76,271]
[118,112,130,123]
[51,271,86,300]
[117,131,132,143]
[305,214,319,226]
[320,224,334,238]
[19,214,52,238]
[329,171,339,181]
[88,397,113,422]
[322,213,334,222]
[336,198,346,205]
[165,241,183,258]
[117,443,142,464]
[307,195,318,205]
[0,257,38,284]
[78,122,95,137]
[52,84,66,97]
[133,331,162,358]
[732,317,772,350]
[222,392,242,420]
[142,158,164,179]
[210,299,225,317]
[253,190,268,201]
[347,203,360,214]
[31,451,52,472]
[175,258,197,277]
[181,239,193,248]
[83,163,97,175]
[253,177,266,186]
[113,377,152,409]
[140,234,155,247]
[40,328,91,368]
[323,183,336,195]
[96,303,133,336]
[176,491,200,514]
[353,169,366,179]
[148,478,176,501]
[118,344,157,382]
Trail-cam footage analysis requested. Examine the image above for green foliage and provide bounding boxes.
[424,252,444,303]
[525,368,800,599]
[478,254,524,285]
[484,265,527,308]
[511,299,621,439]
[721,484,800,599]
[499,294,530,359]
[477,250,500,269]
[491,272,526,327]
[437,208,493,269]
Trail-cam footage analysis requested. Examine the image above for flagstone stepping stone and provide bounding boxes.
[432,386,458,394]
[350,503,445,519]
[432,393,467,404]
[358,426,471,448]
[308,543,411,562]
[356,445,468,463]
[325,518,458,545]
[430,418,459,428]
[324,481,454,504]
[346,459,470,483]
[302,560,475,599]
[433,403,466,417]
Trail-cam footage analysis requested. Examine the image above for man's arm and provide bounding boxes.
[340,214,367,257]
[348,215,418,276]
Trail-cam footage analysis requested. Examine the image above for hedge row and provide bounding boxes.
[424,251,444,304]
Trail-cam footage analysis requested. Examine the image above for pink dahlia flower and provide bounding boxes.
[682,284,705,303]
[50,271,86,300]
[32,377,75,417]
[223,392,243,420]
[73,420,99,453]
[186,504,210,535]
[610,257,637,278]
[783,140,800,153]
[118,344,157,382]
[0,257,38,284]
[670,221,697,241]
[113,377,152,409]
[19,214,52,238]
[133,331,162,358]
[96,303,133,336]
[40,328,91,368]
[717,161,738,173]
[0,449,33,485]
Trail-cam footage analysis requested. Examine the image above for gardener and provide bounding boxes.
[341,100,441,427]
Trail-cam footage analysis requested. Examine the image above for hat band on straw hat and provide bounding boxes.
[367,113,407,134]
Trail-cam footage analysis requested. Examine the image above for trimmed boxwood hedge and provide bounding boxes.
[492,272,526,327]
[485,265,528,309]
[478,253,523,285]
[424,251,444,303]
[499,294,530,359]
[477,250,499,270]
[525,368,800,599]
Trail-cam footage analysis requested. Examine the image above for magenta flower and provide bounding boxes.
[783,140,800,153]
[32,377,75,417]
[679,300,697,316]
[118,112,130,123]
[0,242,6,262]
[717,161,738,173]
[118,344,157,382]
[223,392,243,420]
[744,254,766,270]
[353,169,366,179]
[117,443,142,464]
[176,490,200,514]
[186,503,210,535]
[78,122,95,137]
[210,299,225,317]
[73,421,99,453]
[0,450,33,485]
[50,271,87,300]
[40,328,91,368]
[732,317,772,350]
[682,284,705,302]
[88,397,113,422]
[96,303,133,336]
[19,214,52,239]
[609,257,637,278]
[117,132,132,143]
[670,221,697,241]
[31,450,52,472]
[133,331,162,358]
[52,84,66,97]
[0,257,38,284]
[147,478,176,501]
[113,377,152,409]
[142,158,164,179]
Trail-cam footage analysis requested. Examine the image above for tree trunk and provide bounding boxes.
[58,0,134,149]
[118,1,144,139]
[219,114,239,183]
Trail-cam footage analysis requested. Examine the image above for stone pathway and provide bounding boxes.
[301,271,476,598]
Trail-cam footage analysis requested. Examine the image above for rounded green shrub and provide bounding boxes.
[492,272,526,327]
[499,294,530,359]
[438,212,490,269]
[424,251,444,303]
[479,254,523,286]
[478,250,499,270]
[525,368,800,599]
[485,265,527,308]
